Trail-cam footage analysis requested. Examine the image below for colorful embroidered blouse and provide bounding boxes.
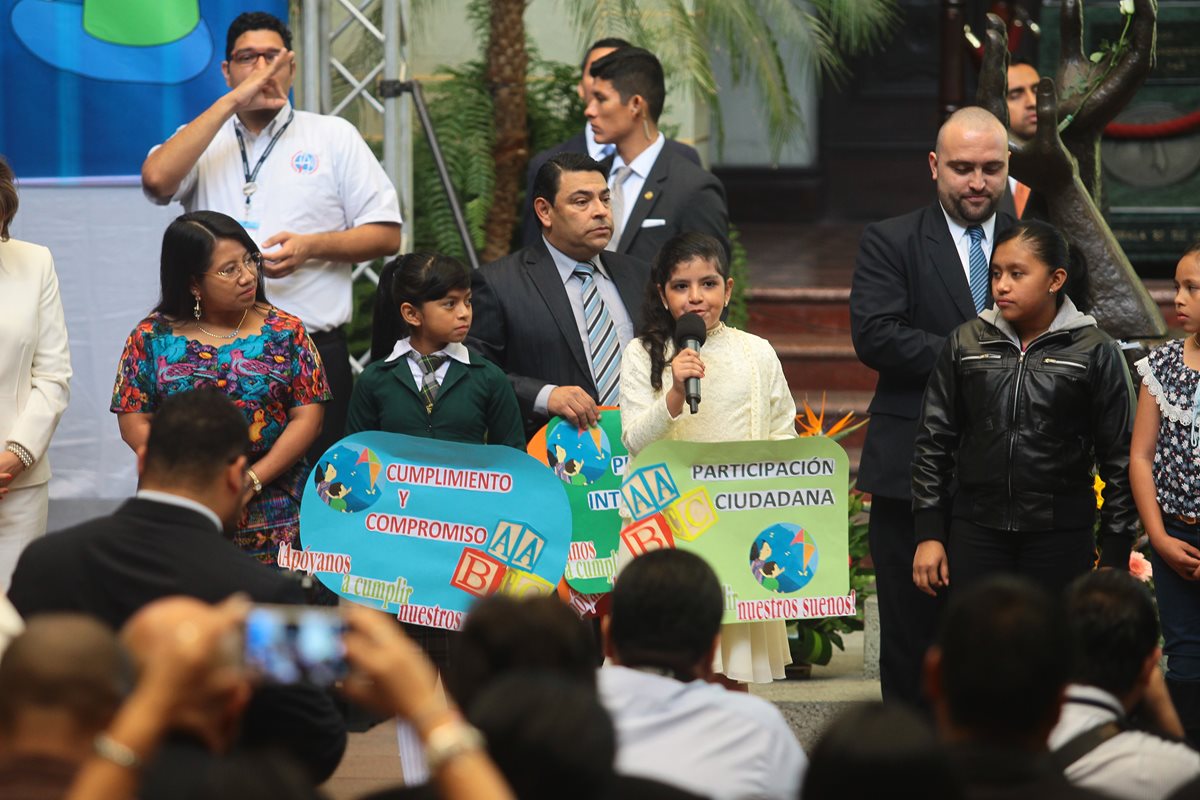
[110,307,330,453]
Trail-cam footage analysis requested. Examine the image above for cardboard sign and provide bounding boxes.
[526,410,629,594]
[621,437,853,624]
[297,432,572,630]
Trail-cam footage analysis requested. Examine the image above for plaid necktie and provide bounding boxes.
[573,262,620,407]
[967,225,989,313]
[409,351,447,413]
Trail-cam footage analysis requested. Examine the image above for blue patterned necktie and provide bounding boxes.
[573,262,620,407]
[967,225,989,313]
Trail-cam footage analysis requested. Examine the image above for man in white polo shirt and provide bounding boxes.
[141,11,402,460]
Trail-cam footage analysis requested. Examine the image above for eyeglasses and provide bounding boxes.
[230,48,283,66]
[206,252,263,280]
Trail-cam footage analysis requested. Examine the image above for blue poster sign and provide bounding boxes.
[296,432,573,630]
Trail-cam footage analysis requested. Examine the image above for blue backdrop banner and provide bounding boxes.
[1,0,288,180]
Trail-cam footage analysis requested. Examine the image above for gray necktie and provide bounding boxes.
[605,165,634,252]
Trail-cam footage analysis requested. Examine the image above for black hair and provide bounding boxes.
[142,389,250,486]
[225,12,292,59]
[154,211,267,319]
[448,595,598,712]
[0,614,131,734]
[638,232,729,391]
[609,548,723,678]
[194,751,323,800]
[936,575,1072,743]
[369,252,471,361]
[468,672,616,800]
[589,47,665,122]
[992,218,1089,311]
[802,702,964,800]
[581,38,633,72]
[530,152,608,215]
[1064,570,1159,698]
[0,156,16,241]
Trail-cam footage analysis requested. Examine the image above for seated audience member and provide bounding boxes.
[447,594,599,711]
[802,702,964,800]
[598,549,807,799]
[925,575,1106,799]
[7,389,346,784]
[121,597,261,800]
[66,601,514,800]
[0,615,128,798]
[1048,571,1200,799]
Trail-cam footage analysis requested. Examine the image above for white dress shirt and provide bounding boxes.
[136,489,223,532]
[1048,684,1200,800]
[940,206,998,297]
[383,338,471,387]
[598,665,807,800]
[609,133,667,235]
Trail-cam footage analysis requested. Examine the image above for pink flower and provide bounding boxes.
[1129,551,1153,583]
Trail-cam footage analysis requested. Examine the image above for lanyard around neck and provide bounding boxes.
[234,108,295,207]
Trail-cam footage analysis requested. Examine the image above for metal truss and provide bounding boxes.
[300,0,412,373]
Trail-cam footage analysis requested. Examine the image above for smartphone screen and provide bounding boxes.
[244,605,348,686]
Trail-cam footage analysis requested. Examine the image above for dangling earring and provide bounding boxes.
[193,294,202,320]
[642,115,652,142]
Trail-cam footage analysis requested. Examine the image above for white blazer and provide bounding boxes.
[0,238,71,488]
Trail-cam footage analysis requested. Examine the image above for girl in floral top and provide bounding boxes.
[112,211,329,563]
[1131,241,1200,739]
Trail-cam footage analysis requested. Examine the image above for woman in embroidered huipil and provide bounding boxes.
[1131,242,1200,740]
[112,211,329,564]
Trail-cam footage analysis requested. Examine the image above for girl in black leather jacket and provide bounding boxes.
[911,220,1136,597]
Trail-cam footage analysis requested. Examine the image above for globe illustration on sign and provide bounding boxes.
[546,420,611,486]
[749,522,818,593]
[312,443,383,514]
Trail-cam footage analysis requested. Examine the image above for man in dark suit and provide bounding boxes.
[850,106,1014,708]
[471,152,650,440]
[6,389,346,783]
[586,47,729,265]
[520,38,702,249]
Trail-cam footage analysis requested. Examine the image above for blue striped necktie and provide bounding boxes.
[573,262,621,407]
[967,225,989,313]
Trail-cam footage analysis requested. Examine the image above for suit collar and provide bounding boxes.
[134,490,223,532]
[923,202,979,322]
[119,496,225,534]
[617,149,670,253]
[523,241,594,381]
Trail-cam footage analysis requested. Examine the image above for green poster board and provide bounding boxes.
[527,410,629,594]
[621,437,853,625]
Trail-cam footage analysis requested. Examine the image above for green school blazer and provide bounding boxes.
[345,348,526,449]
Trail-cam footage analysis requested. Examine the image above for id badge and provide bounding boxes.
[240,218,261,232]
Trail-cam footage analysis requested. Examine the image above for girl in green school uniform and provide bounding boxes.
[346,252,524,450]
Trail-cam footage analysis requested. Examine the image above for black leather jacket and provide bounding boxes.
[911,300,1136,567]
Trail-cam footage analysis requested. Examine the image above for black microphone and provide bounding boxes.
[673,312,708,414]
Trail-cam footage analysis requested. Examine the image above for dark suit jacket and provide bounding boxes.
[7,498,347,784]
[849,203,1016,500]
[520,130,703,248]
[610,148,730,265]
[468,239,650,439]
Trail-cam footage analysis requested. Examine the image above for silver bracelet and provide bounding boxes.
[5,441,33,470]
[424,720,485,773]
[94,733,142,769]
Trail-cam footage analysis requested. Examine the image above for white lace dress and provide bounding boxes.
[619,323,798,683]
